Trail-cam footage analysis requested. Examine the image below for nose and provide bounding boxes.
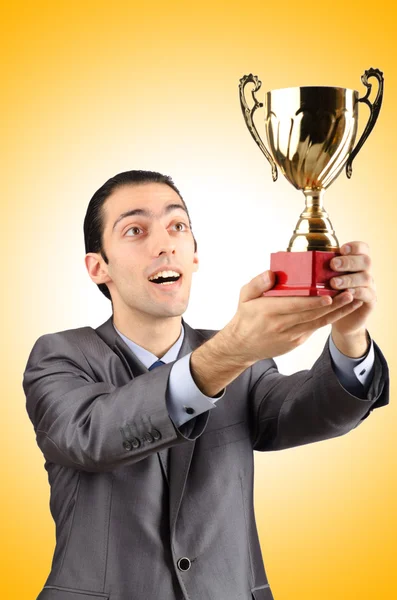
[150,221,177,256]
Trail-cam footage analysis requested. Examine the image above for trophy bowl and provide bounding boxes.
[239,69,384,295]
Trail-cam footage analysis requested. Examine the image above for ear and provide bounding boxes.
[85,253,112,285]
[192,252,199,273]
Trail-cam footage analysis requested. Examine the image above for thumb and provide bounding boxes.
[240,270,276,303]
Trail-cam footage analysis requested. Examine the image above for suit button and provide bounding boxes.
[143,432,154,443]
[183,406,195,415]
[131,437,141,449]
[152,429,161,440]
[122,441,132,451]
[177,557,191,571]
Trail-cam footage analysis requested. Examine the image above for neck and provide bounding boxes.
[112,310,183,358]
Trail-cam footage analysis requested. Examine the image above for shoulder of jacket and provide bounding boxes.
[27,325,101,364]
[34,324,95,345]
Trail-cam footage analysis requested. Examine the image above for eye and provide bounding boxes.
[124,222,189,236]
[125,226,142,237]
[174,222,189,231]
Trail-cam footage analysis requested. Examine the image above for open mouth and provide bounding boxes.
[148,274,183,289]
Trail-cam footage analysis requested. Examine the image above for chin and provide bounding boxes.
[162,301,188,317]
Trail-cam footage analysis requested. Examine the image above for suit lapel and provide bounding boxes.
[95,315,206,532]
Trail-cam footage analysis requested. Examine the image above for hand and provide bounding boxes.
[226,269,363,363]
[329,241,377,339]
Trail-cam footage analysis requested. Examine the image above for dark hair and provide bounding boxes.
[83,169,197,302]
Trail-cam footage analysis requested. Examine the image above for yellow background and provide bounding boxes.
[1,0,395,598]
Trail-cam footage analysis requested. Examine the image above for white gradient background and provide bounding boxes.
[1,1,396,598]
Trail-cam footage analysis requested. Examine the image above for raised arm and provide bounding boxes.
[189,266,389,451]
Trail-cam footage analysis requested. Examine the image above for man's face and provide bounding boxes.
[88,182,199,320]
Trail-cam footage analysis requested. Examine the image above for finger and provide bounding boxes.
[330,253,371,273]
[330,270,373,291]
[257,293,335,315]
[339,241,370,258]
[287,299,364,337]
[258,288,359,316]
[346,286,377,304]
[276,291,355,330]
[240,270,277,302]
[256,290,351,328]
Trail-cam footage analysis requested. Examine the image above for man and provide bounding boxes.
[23,170,389,600]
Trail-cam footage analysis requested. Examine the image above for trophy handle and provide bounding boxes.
[239,74,278,182]
[345,68,384,179]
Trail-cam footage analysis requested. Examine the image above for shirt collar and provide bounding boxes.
[112,321,185,368]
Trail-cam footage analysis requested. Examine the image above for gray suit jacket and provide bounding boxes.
[23,316,389,600]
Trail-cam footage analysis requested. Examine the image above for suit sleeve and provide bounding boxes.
[247,336,389,452]
[22,333,211,473]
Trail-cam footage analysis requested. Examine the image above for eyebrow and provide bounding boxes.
[112,203,188,232]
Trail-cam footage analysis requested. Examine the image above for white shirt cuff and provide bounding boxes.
[328,332,375,395]
[167,352,226,428]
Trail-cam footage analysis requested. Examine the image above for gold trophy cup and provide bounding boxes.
[239,68,384,296]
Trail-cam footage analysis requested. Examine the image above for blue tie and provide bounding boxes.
[149,360,165,370]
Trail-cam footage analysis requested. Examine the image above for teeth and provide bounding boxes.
[148,270,181,281]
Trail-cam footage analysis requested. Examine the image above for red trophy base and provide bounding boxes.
[263,250,341,296]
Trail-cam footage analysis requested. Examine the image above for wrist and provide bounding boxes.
[331,327,370,358]
[189,325,252,398]
[221,317,255,369]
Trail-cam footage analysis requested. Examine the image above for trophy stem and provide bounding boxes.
[287,189,340,252]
